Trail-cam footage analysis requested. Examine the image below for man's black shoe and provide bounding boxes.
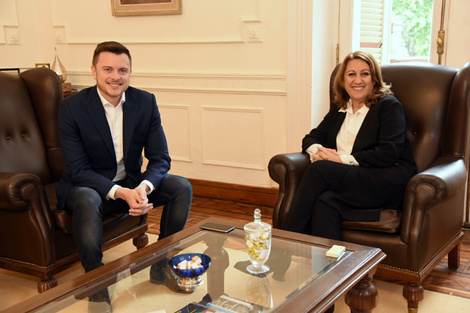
[88,288,112,313]
[149,258,181,292]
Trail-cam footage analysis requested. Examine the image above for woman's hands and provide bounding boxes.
[310,147,341,163]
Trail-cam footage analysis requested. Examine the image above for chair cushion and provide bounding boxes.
[53,209,74,234]
[44,182,72,234]
[341,209,402,233]
[45,182,140,235]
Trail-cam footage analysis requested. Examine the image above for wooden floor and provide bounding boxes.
[148,196,470,299]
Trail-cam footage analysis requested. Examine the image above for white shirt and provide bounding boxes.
[306,100,369,166]
[96,90,156,199]
[97,90,126,199]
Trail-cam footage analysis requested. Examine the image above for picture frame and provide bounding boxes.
[111,0,182,16]
[0,68,20,73]
[0,68,31,74]
[35,63,51,68]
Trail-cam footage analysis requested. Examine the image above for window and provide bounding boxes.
[351,0,434,64]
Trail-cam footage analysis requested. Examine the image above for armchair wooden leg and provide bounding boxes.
[133,233,149,249]
[448,244,460,270]
[402,283,424,313]
[38,277,58,293]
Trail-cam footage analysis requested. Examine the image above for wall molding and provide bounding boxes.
[54,32,247,45]
[158,104,192,163]
[201,106,265,171]
[68,71,287,96]
[189,178,277,208]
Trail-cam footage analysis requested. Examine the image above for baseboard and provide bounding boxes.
[188,179,278,208]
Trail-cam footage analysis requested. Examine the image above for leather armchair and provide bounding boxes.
[0,68,148,293]
[269,62,470,312]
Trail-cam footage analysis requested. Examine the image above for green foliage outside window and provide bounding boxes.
[392,0,433,57]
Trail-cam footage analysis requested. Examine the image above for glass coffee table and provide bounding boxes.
[4,218,385,313]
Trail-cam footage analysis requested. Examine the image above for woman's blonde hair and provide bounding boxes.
[333,51,392,109]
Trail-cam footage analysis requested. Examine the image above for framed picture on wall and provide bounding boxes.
[111,0,182,16]
[35,63,51,68]
[0,68,20,73]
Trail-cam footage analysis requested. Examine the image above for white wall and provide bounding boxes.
[0,0,54,67]
[430,0,467,66]
[311,0,339,126]
[1,0,288,188]
[1,0,469,189]
[439,0,470,67]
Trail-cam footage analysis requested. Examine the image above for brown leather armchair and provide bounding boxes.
[0,68,148,293]
[269,62,470,312]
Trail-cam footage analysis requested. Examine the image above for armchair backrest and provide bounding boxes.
[330,62,470,172]
[0,68,63,184]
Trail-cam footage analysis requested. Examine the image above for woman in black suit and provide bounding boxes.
[282,51,417,240]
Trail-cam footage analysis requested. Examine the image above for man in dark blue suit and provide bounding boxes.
[56,41,192,275]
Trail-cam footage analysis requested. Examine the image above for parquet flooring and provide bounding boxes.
[147,196,470,299]
[147,197,273,234]
[422,230,470,299]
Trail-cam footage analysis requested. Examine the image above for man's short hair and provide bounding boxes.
[92,41,132,67]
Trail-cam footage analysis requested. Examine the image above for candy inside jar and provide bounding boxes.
[244,208,272,274]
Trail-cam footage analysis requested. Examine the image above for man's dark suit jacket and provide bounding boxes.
[56,86,171,210]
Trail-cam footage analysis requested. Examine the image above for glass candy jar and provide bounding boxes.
[244,208,272,274]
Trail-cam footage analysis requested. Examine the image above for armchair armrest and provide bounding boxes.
[268,152,310,228]
[0,172,55,231]
[407,156,466,202]
[401,156,466,251]
[0,173,41,209]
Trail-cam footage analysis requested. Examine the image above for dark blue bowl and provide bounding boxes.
[169,253,211,278]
